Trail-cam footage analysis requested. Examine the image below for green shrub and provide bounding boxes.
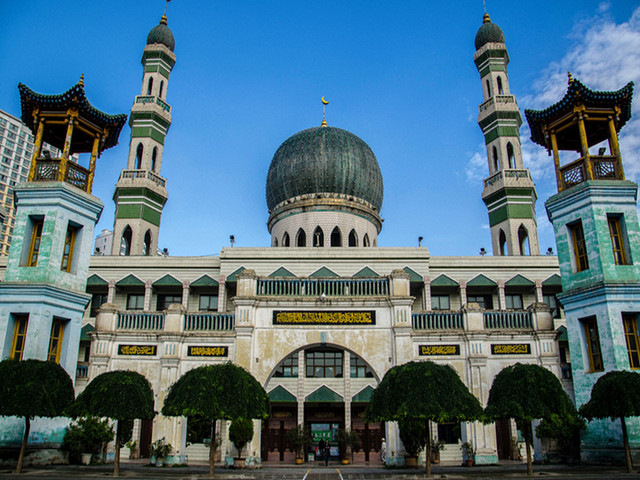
[229,418,254,458]
[63,417,114,463]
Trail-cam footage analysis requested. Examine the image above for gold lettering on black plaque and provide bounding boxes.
[273,311,375,325]
[187,346,228,357]
[118,345,157,356]
[419,344,460,356]
[491,344,531,355]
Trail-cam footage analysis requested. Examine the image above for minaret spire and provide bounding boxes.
[321,96,329,127]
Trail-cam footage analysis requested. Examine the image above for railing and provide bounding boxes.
[76,364,88,378]
[117,312,165,330]
[478,95,517,113]
[184,313,235,331]
[484,169,530,188]
[484,311,532,329]
[559,155,623,190]
[256,277,389,297]
[135,95,171,112]
[33,157,90,192]
[120,169,166,188]
[412,311,463,330]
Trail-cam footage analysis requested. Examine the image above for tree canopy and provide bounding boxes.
[162,363,269,477]
[0,359,75,474]
[68,370,154,476]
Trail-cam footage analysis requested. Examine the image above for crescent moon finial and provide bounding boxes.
[321,96,329,127]
[322,96,329,105]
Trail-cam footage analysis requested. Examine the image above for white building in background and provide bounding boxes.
[94,229,113,256]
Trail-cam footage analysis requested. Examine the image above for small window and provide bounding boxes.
[127,294,144,311]
[296,228,306,247]
[143,230,152,256]
[623,315,640,369]
[274,352,298,378]
[363,234,370,247]
[47,319,65,363]
[431,295,450,310]
[120,226,132,256]
[348,229,357,247]
[492,146,499,172]
[518,225,530,256]
[151,147,158,172]
[330,227,341,247]
[147,77,153,96]
[608,214,629,265]
[159,80,164,98]
[497,76,504,95]
[199,294,218,311]
[505,294,523,310]
[313,227,324,247]
[569,221,589,272]
[507,142,515,169]
[305,348,343,378]
[467,294,493,309]
[157,294,182,311]
[135,143,143,170]
[350,354,374,378]
[583,316,603,373]
[499,229,507,256]
[27,219,44,267]
[90,293,108,317]
[282,232,290,247]
[486,79,491,98]
[10,315,28,360]
[60,224,77,272]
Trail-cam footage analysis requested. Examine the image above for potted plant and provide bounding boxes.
[229,418,253,468]
[63,416,114,465]
[461,441,474,466]
[336,428,361,465]
[431,438,445,463]
[125,440,138,459]
[398,418,427,467]
[285,424,313,464]
[150,438,173,467]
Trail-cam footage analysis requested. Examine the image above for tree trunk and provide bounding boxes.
[525,436,532,476]
[621,416,633,474]
[425,420,431,478]
[209,420,216,478]
[114,420,121,477]
[15,416,30,474]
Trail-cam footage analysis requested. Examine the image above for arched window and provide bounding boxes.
[486,79,491,98]
[518,225,530,255]
[143,230,152,256]
[159,80,164,98]
[296,228,306,247]
[151,147,158,172]
[313,227,324,247]
[497,76,504,95]
[348,229,357,247]
[119,226,132,256]
[363,233,370,247]
[135,143,143,169]
[282,232,290,247]
[273,238,278,247]
[492,146,499,172]
[507,142,515,169]
[499,229,507,256]
[147,77,153,96]
[330,227,341,247]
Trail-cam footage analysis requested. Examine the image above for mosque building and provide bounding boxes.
[3,7,636,468]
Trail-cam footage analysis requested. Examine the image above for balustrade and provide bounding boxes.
[184,313,235,331]
[119,169,166,187]
[483,311,532,329]
[33,157,90,192]
[256,277,389,297]
[412,311,463,330]
[117,312,165,330]
[559,155,622,190]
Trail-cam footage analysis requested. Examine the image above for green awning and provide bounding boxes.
[353,267,380,278]
[191,275,219,288]
[115,274,145,288]
[152,274,182,288]
[310,267,338,278]
[80,323,95,341]
[352,386,374,403]
[431,274,458,287]
[467,274,497,288]
[269,385,296,402]
[305,386,343,403]
[226,267,246,284]
[543,274,563,288]
[269,267,296,278]
[86,274,108,287]
[403,267,423,283]
[505,274,535,287]
[556,325,568,341]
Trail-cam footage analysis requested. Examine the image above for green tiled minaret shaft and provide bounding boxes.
[474,13,539,256]
[112,14,175,256]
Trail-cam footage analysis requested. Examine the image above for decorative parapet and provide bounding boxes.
[256,277,390,297]
[389,269,410,297]
[118,169,166,188]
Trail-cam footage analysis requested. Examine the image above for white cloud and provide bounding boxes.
[465,145,487,183]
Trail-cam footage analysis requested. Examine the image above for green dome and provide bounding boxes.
[474,13,504,50]
[147,15,175,52]
[266,126,384,212]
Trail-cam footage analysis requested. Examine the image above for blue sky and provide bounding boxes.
[2,1,639,256]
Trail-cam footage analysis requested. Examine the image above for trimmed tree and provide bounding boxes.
[579,370,640,474]
[366,361,483,478]
[161,363,270,478]
[0,359,75,474]
[67,370,154,477]
[229,418,254,459]
[485,363,578,476]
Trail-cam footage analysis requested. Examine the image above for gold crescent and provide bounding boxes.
[322,96,329,105]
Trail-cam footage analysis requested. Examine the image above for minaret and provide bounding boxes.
[526,76,639,462]
[474,13,539,256]
[112,14,175,256]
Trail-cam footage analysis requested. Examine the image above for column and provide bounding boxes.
[217,279,226,312]
[549,132,563,191]
[182,281,190,310]
[535,280,543,303]
[107,281,116,304]
[460,281,467,307]
[144,282,152,311]
[344,352,351,431]
[60,114,76,181]
[423,277,431,311]
[87,134,101,192]
[608,115,625,179]
[28,117,45,181]
[297,350,305,426]
[497,281,505,310]
[576,113,593,180]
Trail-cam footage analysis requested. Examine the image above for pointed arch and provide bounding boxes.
[330,227,341,247]
[135,143,143,169]
[313,226,324,247]
[348,229,358,247]
[518,225,530,256]
[151,147,158,172]
[507,142,515,169]
[147,77,153,96]
[497,76,504,95]
[363,233,370,247]
[492,146,499,172]
[296,228,306,247]
[159,80,164,98]
[499,229,507,256]
[282,232,290,247]
[486,79,491,98]
[143,230,152,256]
[273,237,278,247]
[119,226,132,256]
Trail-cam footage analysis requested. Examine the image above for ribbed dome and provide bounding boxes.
[147,15,175,52]
[474,13,505,50]
[266,126,384,212]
